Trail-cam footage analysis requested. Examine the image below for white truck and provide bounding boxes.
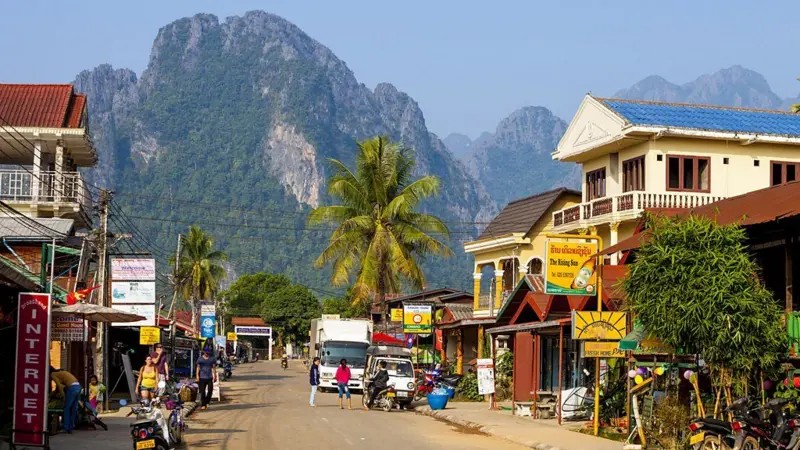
[310,318,373,392]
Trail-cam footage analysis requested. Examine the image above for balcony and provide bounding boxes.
[474,291,512,317]
[0,170,92,219]
[552,191,726,232]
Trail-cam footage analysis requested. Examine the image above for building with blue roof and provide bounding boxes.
[551,95,800,259]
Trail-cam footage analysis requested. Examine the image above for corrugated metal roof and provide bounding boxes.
[446,304,474,321]
[478,188,580,240]
[231,317,268,327]
[0,84,87,128]
[598,97,800,137]
[0,217,74,239]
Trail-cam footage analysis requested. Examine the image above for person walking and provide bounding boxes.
[50,367,81,433]
[309,357,320,407]
[196,350,218,410]
[136,354,159,401]
[152,343,169,395]
[335,359,352,410]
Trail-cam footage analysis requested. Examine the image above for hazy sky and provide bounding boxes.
[2,1,799,137]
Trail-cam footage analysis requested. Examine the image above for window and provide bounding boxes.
[586,168,606,200]
[666,156,710,192]
[771,161,800,186]
[528,258,543,275]
[622,156,645,192]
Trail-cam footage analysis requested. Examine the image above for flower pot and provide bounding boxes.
[427,394,449,410]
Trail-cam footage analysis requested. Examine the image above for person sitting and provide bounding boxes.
[364,361,389,411]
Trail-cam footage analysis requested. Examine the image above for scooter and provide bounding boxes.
[281,358,288,370]
[125,381,178,450]
[731,397,795,450]
[363,384,398,412]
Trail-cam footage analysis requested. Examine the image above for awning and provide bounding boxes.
[438,317,496,330]
[618,323,677,354]
[487,318,570,335]
[618,323,645,350]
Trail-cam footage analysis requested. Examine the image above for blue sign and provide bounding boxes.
[200,315,216,338]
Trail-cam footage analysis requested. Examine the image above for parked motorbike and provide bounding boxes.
[688,397,752,449]
[125,381,180,450]
[218,359,233,380]
[363,384,398,412]
[281,358,288,370]
[731,397,795,450]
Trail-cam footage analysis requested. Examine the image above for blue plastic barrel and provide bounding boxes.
[427,394,449,410]
[445,387,456,399]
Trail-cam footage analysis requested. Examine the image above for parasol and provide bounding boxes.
[52,302,146,323]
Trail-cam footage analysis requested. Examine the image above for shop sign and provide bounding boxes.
[476,358,495,395]
[111,258,156,281]
[52,315,83,342]
[200,303,216,316]
[390,309,403,322]
[139,326,161,345]
[214,335,226,347]
[635,337,674,355]
[584,341,625,358]
[111,303,156,327]
[13,293,51,447]
[572,311,627,340]
[403,304,432,334]
[200,315,216,338]
[545,240,599,295]
[227,332,237,341]
[110,281,156,304]
[234,326,271,337]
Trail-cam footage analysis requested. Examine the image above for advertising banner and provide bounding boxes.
[476,358,495,395]
[13,293,51,447]
[139,326,161,345]
[52,315,83,342]
[111,281,156,304]
[214,335,226,347]
[571,311,627,340]
[200,304,216,316]
[584,341,625,358]
[234,326,271,337]
[545,240,599,295]
[200,315,216,338]
[403,304,432,334]
[227,332,238,341]
[111,303,156,327]
[390,308,403,322]
[111,258,156,281]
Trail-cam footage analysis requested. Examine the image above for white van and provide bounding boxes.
[364,345,416,409]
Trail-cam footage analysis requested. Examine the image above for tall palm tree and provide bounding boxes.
[309,136,452,324]
[175,226,227,330]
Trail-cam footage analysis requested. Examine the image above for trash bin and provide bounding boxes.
[427,394,449,410]
[445,387,455,399]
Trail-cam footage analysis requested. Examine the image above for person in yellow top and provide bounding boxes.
[50,367,81,433]
[135,354,158,401]
[87,374,105,412]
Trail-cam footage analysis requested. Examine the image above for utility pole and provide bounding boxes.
[95,189,111,410]
[167,234,182,363]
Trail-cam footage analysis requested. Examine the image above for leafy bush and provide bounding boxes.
[495,351,513,401]
[455,372,483,402]
[646,395,691,450]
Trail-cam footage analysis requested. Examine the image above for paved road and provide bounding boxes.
[183,360,525,450]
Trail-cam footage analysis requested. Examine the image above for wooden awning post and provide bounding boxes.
[456,330,464,375]
[787,236,794,316]
[557,323,564,425]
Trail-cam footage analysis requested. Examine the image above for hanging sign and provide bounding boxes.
[139,326,162,345]
[200,315,216,338]
[13,293,52,447]
[52,315,83,342]
[227,332,237,341]
[477,358,495,395]
[572,311,627,340]
[584,341,625,358]
[111,281,156,304]
[390,309,403,322]
[111,304,156,327]
[403,304,432,334]
[111,258,156,281]
[200,304,216,316]
[545,240,598,295]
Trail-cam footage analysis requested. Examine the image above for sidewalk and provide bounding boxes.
[415,402,623,450]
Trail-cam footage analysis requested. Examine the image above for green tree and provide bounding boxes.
[308,136,452,324]
[622,214,785,391]
[175,226,227,328]
[222,272,292,319]
[260,284,321,347]
[321,288,370,318]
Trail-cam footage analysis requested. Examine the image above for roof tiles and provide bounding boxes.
[478,188,580,240]
[0,84,87,128]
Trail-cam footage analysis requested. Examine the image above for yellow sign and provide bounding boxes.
[403,304,432,334]
[636,337,673,355]
[391,309,403,322]
[584,341,625,358]
[227,332,237,341]
[139,326,161,345]
[545,240,599,295]
[572,311,627,340]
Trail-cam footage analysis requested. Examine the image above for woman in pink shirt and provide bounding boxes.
[335,359,352,409]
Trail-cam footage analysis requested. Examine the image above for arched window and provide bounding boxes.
[528,258,543,275]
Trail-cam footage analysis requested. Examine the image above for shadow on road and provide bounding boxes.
[230,374,288,382]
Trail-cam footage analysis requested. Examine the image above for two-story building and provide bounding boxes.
[550,95,800,260]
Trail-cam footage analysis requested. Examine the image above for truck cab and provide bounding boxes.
[318,340,369,391]
[363,345,416,408]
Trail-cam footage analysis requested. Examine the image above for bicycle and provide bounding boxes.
[164,393,186,444]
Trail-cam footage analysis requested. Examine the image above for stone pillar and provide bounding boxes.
[477,325,484,359]
[473,272,482,310]
[456,330,463,375]
[55,143,64,203]
[494,270,504,309]
[609,222,620,264]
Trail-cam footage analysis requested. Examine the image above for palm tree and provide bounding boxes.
[175,226,227,331]
[309,136,452,324]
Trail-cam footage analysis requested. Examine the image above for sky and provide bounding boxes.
[2,1,799,138]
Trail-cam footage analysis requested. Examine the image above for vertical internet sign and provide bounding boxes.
[13,293,52,447]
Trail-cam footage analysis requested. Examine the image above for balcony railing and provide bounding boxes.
[552,191,726,230]
[0,170,91,211]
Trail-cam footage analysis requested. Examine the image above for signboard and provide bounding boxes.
[139,326,162,345]
[52,315,83,342]
[234,326,271,337]
[111,258,156,281]
[214,335,226,347]
[200,304,216,316]
[200,315,216,338]
[584,341,625,358]
[403,304,432,334]
[321,314,340,320]
[635,337,674,355]
[111,303,156,327]
[476,358,495,395]
[111,281,156,304]
[545,240,599,295]
[13,293,51,447]
[227,332,238,341]
[390,309,403,322]
[572,311,627,340]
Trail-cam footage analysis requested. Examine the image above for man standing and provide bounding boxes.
[364,361,389,411]
[309,357,320,407]
[50,367,81,433]
[195,351,217,410]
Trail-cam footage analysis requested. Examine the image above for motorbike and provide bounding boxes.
[125,381,182,450]
[731,397,796,450]
[688,397,753,449]
[281,358,288,370]
[219,359,233,380]
[413,368,442,400]
[363,384,398,412]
